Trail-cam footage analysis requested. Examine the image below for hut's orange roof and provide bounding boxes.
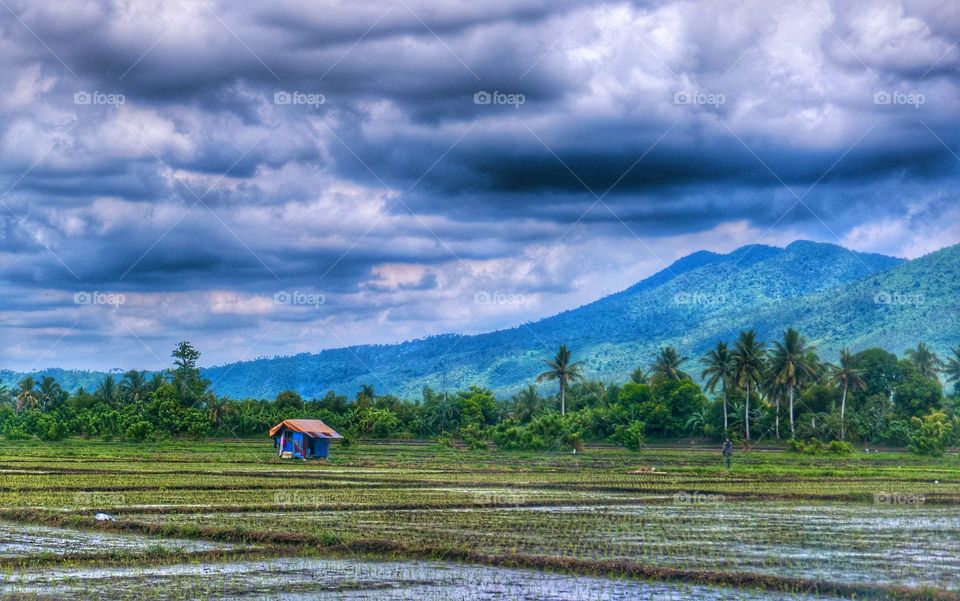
[269,419,341,438]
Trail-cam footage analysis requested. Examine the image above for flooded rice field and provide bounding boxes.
[0,558,850,601]
[0,520,234,557]
[130,501,960,590]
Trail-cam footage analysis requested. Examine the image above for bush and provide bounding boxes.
[789,438,853,455]
[826,440,854,455]
[459,423,488,450]
[787,438,823,454]
[4,426,31,440]
[124,421,154,442]
[490,413,581,451]
[909,411,955,456]
[613,421,646,451]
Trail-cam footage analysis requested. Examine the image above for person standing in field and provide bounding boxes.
[722,438,733,468]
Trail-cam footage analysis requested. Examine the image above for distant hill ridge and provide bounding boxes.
[9,240,960,399]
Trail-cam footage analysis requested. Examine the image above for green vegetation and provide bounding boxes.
[2,336,960,457]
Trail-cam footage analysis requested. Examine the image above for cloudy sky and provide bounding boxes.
[0,0,957,372]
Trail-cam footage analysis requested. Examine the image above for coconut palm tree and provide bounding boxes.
[38,376,63,410]
[427,392,459,434]
[769,328,819,438]
[206,396,235,430]
[15,377,39,413]
[943,346,960,395]
[121,370,148,404]
[0,383,12,409]
[512,384,543,422]
[764,377,787,439]
[732,330,765,442]
[651,346,691,381]
[537,344,584,416]
[629,367,648,384]
[828,349,867,440]
[95,375,118,406]
[701,341,734,432]
[147,372,167,393]
[685,408,709,435]
[905,342,942,380]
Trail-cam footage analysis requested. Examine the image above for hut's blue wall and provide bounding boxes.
[311,438,330,458]
[275,430,330,459]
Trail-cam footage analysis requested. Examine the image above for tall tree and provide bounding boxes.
[357,384,376,404]
[700,341,733,432]
[770,328,819,438]
[170,341,209,406]
[905,342,942,380]
[95,375,118,406]
[651,347,691,381]
[732,330,765,442]
[537,344,584,416]
[121,370,148,404]
[828,349,866,440]
[763,377,787,439]
[511,384,543,423]
[38,376,63,410]
[943,346,960,395]
[147,372,167,393]
[15,377,38,413]
[629,367,648,384]
[0,383,12,409]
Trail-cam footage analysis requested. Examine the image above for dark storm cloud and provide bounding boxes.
[0,0,958,370]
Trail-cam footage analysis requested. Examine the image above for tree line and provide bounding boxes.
[1,331,958,455]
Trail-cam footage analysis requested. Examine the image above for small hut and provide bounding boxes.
[269,419,341,459]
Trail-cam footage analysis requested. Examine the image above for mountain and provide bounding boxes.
[200,240,910,398]
[10,239,956,400]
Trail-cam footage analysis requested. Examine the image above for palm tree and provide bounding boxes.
[95,375,118,406]
[38,376,63,410]
[537,344,584,416]
[206,396,234,429]
[651,346,691,381]
[512,384,542,422]
[943,346,960,395]
[15,377,39,413]
[0,383,12,409]
[732,330,765,442]
[121,370,148,404]
[427,393,459,434]
[906,342,943,379]
[701,341,733,432]
[147,372,167,393]
[629,367,648,384]
[828,349,866,440]
[769,328,819,438]
[763,377,787,439]
[685,408,708,435]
